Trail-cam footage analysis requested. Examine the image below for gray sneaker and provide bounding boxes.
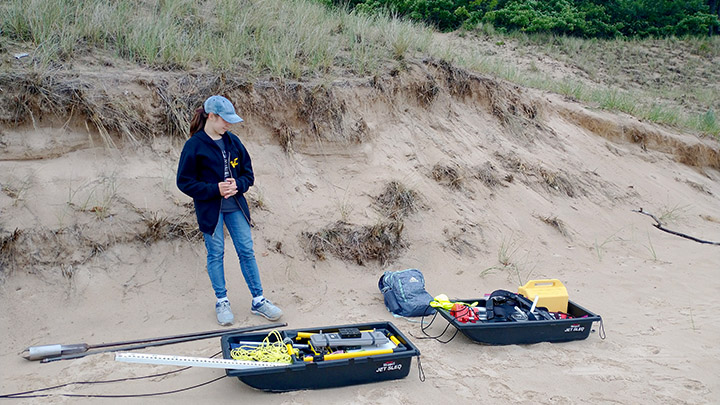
[215,300,234,326]
[251,299,283,321]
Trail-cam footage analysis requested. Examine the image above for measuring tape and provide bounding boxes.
[115,352,289,370]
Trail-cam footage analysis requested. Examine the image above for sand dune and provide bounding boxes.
[1,59,719,404]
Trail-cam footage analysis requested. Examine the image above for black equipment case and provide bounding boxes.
[435,296,602,345]
[221,321,420,392]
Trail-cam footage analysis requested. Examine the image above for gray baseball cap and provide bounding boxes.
[204,95,243,124]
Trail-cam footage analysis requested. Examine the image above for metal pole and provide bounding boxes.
[24,323,286,362]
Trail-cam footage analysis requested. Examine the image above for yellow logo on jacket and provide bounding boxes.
[230,158,239,168]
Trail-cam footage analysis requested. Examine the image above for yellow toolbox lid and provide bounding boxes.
[518,279,568,313]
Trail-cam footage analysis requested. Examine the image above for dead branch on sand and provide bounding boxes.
[633,208,720,246]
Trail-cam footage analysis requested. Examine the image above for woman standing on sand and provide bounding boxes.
[176,95,282,326]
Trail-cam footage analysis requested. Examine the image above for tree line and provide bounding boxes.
[323,0,720,38]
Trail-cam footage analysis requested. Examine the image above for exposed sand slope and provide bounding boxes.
[1,60,719,404]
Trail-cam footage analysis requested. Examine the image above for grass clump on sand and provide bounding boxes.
[431,163,464,190]
[307,178,484,265]
[301,220,405,266]
[301,181,420,266]
[0,229,21,280]
[137,211,202,245]
[373,181,422,220]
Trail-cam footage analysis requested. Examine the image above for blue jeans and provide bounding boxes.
[203,210,263,300]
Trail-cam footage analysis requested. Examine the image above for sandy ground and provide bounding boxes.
[1,73,719,404]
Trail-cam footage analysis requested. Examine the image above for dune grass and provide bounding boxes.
[0,0,433,78]
[445,30,720,137]
[1,0,718,138]
[454,54,718,136]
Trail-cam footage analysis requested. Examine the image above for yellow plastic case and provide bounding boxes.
[518,279,568,312]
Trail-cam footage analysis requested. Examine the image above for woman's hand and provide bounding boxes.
[218,178,238,198]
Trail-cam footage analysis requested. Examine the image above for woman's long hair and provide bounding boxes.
[189,107,207,136]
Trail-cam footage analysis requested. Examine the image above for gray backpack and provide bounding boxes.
[378,269,435,317]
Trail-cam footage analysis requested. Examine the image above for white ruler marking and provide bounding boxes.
[115,352,289,370]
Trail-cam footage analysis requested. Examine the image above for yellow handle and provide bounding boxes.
[285,343,296,357]
[303,348,394,362]
[525,279,561,287]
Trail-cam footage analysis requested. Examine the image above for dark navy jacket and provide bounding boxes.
[177,129,253,234]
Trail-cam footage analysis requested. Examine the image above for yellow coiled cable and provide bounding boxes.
[229,330,292,364]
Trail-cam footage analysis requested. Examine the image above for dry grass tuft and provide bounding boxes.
[431,163,464,190]
[0,71,151,146]
[1,184,23,199]
[138,211,202,245]
[154,74,247,140]
[248,195,268,211]
[350,118,370,141]
[0,207,201,279]
[0,224,126,279]
[411,74,440,107]
[497,153,581,198]
[438,60,472,98]
[538,168,577,197]
[301,220,405,266]
[0,228,21,278]
[373,181,422,220]
[536,214,571,239]
[266,239,284,254]
[487,82,538,123]
[302,181,419,266]
[474,161,503,188]
[291,84,348,140]
[1,174,33,206]
[273,124,298,153]
[7,226,106,273]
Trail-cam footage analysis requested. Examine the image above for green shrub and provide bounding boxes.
[327,0,719,39]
